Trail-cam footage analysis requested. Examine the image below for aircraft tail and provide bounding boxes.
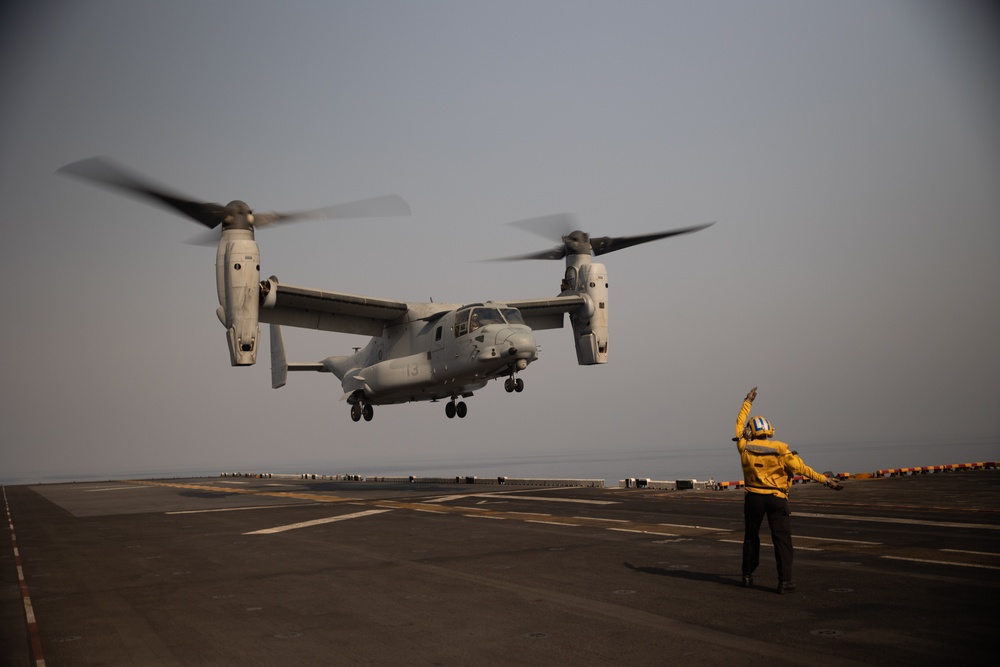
[270,324,289,389]
[269,324,325,389]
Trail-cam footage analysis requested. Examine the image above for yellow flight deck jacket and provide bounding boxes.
[735,399,828,499]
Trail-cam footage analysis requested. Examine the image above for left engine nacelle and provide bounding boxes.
[215,230,260,366]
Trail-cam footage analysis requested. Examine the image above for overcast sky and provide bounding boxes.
[2,1,998,485]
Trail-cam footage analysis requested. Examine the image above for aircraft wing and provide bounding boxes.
[259,280,409,336]
[500,294,588,330]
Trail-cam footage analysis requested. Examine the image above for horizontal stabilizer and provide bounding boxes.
[289,363,326,372]
[270,325,328,389]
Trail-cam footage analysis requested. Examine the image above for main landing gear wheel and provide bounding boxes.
[350,402,374,422]
[504,377,525,393]
[445,401,468,419]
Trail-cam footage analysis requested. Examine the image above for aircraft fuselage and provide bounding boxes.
[328,303,538,407]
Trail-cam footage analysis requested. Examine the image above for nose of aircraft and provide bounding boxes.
[502,330,538,361]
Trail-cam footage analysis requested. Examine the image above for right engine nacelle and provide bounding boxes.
[215,230,260,366]
[571,262,609,365]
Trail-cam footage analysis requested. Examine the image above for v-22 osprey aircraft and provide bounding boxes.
[60,158,713,422]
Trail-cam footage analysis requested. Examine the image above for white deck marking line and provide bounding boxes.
[574,517,629,523]
[941,548,1000,557]
[794,511,1000,531]
[881,555,1000,570]
[525,520,581,527]
[609,528,679,536]
[478,494,617,505]
[464,514,506,519]
[425,494,472,503]
[167,503,321,515]
[427,493,616,505]
[83,486,150,492]
[245,509,392,535]
[659,523,732,532]
[796,535,882,545]
[717,539,822,551]
[4,486,47,666]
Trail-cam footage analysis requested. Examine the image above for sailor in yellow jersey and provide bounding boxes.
[735,387,843,593]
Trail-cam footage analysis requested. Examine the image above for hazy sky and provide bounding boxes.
[2,1,998,485]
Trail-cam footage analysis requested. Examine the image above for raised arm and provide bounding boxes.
[735,386,757,441]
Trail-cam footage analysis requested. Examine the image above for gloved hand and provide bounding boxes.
[745,386,758,403]
[825,477,844,491]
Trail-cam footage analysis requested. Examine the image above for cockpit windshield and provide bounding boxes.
[453,305,525,337]
[501,308,525,325]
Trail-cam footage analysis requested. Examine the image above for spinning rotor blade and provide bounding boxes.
[488,213,575,260]
[180,194,411,246]
[253,194,411,228]
[505,213,577,240]
[59,157,412,244]
[494,217,714,260]
[489,246,570,261]
[57,156,227,228]
[589,222,715,256]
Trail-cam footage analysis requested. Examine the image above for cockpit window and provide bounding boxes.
[501,308,525,325]
[454,306,524,337]
[469,307,505,332]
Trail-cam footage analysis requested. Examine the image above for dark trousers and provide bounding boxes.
[742,492,794,582]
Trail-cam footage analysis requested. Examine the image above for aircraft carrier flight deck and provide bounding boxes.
[2,471,998,666]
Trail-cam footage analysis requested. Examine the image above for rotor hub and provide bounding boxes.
[222,200,254,231]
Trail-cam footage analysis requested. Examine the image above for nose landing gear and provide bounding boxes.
[504,376,524,393]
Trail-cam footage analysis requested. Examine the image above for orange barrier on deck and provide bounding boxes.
[876,462,997,477]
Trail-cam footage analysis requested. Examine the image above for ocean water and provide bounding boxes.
[7,436,996,487]
[299,435,999,485]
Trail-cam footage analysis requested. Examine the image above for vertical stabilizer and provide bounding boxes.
[270,324,288,389]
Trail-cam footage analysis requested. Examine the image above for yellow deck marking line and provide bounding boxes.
[130,480,359,505]
[167,503,322,515]
[82,485,150,492]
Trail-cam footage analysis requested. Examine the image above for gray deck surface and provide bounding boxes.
[2,471,998,665]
